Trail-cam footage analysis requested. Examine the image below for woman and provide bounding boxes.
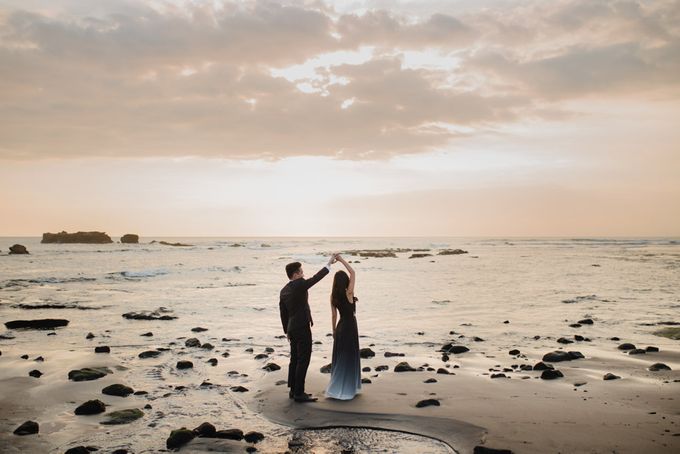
[325,254,361,400]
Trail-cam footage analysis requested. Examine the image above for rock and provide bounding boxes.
[94,346,110,353]
[654,327,680,340]
[441,343,470,354]
[490,373,507,379]
[185,338,201,347]
[167,428,195,449]
[231,386,248,392]
[244,431,265,443]
[177,360,193,370]
[361,378,372,384]
[122,309,177,321]
[65,447,93,454]
[29,369,43,378]
[68,367,111,381]
[85,332,95,339]
[473,447,513,454]
[101,408,144,425]
[416,399,440,408]
[645,346,659,352]
[21,354,29,359]
[557,337,574,344]
[394,362,417,372]
[438,249,468,255]
[436,368,451,374]
[41,231,113,243]
[5,319,69,330]
[191,327,208,332]
[541,369,564,380]
[578,318,594,325]
[214,429,244,440]
[207,358,218,366]
[542,351,583,362]
[569,323,582,328]
[320,363,332,373]
[628,349,647,355]
[263,363,281,372]
[138,350,161,359]
[141,332,153,337]
[375,365,389,372]
[617,343,636,350]
[120,234,139,244]
[508,349,520,356]
[574,335,585,341]
[193,422,217,437]
[359,348,375,358]
[649,363,671,371]
[384,352,405,357]
[158,241,193,247]
[603,373,621,380]
[200,343,214,350]
[424,378,438,383]
[409,253,433,259]
[9,244,29,254]
[102,384,134,397]
[13,420,39,435]
[362,367,371,372]
[520,365,533,371]
[75,399,106,415]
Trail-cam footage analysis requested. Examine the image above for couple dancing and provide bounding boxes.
[279,253,360,403]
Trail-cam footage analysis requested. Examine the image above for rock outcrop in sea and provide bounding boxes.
[41,231,113,244]
[120,234,139,244]
[9,244,29,254]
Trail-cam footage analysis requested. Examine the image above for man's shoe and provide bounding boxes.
[293,393,318,403]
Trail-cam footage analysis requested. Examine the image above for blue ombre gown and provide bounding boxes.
[325,293,361,400]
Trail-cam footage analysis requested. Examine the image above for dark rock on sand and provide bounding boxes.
[68,367,111,381]
[375,365,389,372]
[628,349,647,355]
[569,323,582,328]
[193,422,217,437]
[617,343,636,350]
[42,231,112,244]
[424,378,438,383]
[603,373,621,380]
[508,349,520,356]
[201,343,214,350]
[542,351,583,362]
[441,343,470,354]
[21,354,29,359]
[359,348,375,358]
[185,338,201,347]
[362,367,371,372]
[231,386,248,392]
[141,332,153,337]
[29,369,43,378]
[207,358,218,366]
[473,446,513,454]
[263,363,281,372]
[86,332,95,339]
[9,244,29,254]
[320,363,332,374]
[138,350,161,359]
[490,373,507,379]
[384,352,405,357]
[438,249,468,255]
[244,431,265,443]
[416,399,440,408]
[409,253,433,259]
[557,337,574,344]
[394,362,417,372]
[578,318,594,325]
[75,399,106,415]
[645,346,659,352]
[649,363,671,371]
[120,234,139,244]
[361,378,372,384]
[215,429,244,440]
[5,319,69,330]
[13,420,39,435]
[94,346,110,353]
[102,384,134,397]
[65,447,93,454]
[101,408,144,425]
[176,360,193,370]
[541,369,564,380]
[167,428,195,449]
[122,309,177,321]
[436,368,451,374]
[191,327,208,332]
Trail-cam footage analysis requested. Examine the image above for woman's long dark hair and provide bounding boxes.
[331,270,350,308]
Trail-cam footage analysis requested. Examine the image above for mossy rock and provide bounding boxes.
[101,408,144,425]
[654,327,680,340]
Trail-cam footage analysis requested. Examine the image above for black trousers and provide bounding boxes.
[287,326,312,397]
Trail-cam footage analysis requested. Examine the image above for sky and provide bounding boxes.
[0,0,679,237]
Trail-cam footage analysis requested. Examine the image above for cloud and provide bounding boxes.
[0,0,678,160]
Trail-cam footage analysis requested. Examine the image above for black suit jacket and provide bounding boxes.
[279,266,329,335]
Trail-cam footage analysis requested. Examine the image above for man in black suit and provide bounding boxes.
[280,254,336,402]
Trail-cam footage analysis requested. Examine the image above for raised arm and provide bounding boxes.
[302,254,337,290]
[336,254,356,302]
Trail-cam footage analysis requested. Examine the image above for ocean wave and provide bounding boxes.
[106,269,169,280]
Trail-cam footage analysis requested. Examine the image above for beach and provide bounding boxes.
[1,237,679,453]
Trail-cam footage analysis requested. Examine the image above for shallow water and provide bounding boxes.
[1,237,678,452]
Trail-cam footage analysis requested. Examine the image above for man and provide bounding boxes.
[280,254,336,402]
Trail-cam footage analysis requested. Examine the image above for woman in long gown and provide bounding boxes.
[325,254,361,400]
